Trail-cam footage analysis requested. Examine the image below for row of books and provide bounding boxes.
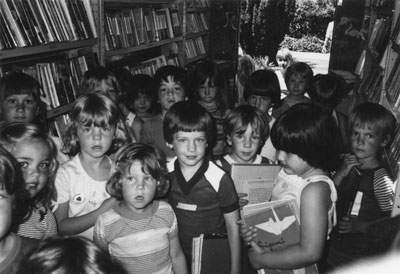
[358,66,384,104]
[390,11,400,45]
[385,54,400,107]
[104,7,181,51]
[0,0,96,50]
[368,0,395,8]
[187,0,210,8]
[185,36,206,60]
[186,12,208,33]
[123,54,179,77]
[368,16,392,59]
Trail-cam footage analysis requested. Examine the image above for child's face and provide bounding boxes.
[121,160,157,213]
[1,94,38,124]
[170,131,207,170]
[286,73,307,98]
[158,76,186,112]
[94,80,118,102]
[198,78,217,106]
[133,93,152,115]
[276,150,311,178]
[13,139,51,198]
[76,122,116,159]
[0,187,13,239]
[227,124,261,163]
[350,124,386,163]
[277,57,288,68]
[247,95,272,114]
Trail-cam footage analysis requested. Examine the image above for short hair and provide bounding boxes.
[243,69,282,109]
[271,103,341,172]
[349,102,396,144]
[153,65,189,96]
[79,66,121,99]
[284,62,314,87]
[191,59,228,110]
[124,74,155,112]
[163,101,215,146]
[107,143,169,200]
[18,236,128,274]
[0,72,47,129]
[224,105,270,142]
[62,93,130,156]
[0,123,58,208]
[309,73,348,111]
[0,146,31,229]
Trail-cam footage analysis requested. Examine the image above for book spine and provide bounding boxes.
[0,0,27,47]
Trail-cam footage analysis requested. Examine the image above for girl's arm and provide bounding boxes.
[224,209,241,274]
[54,197,116,235]
[169,234,188,274]
[248,182,331,270]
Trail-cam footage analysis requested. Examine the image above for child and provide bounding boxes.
[94,143,188,274]
[324,102,396,271]
[272,62,313,119]
[164,101,241,273]
[0,146,37,274]
[79,66,137,143]
[236,54,255,105]
[0,72,47,128]
[191,59,229,159]
[18,236,127,274]
[125,73,155,123]
[54,93,129,239]
[243,69,281,163]
[241,103,341,273]
[309,73,350,153]
[0,123,58,239]
[216,105,273,174]
[141,65,189,161]
[276,47,294,71]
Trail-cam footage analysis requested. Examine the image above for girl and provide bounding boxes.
[54,93,129,239]
[0,123,58,239]
[0,146,37,274]
[125,73,155,122]
[140,65,188,161]
[276,47,294,71]
[191,59,229,159]
[94,143,187,274]
[241,103,341,273]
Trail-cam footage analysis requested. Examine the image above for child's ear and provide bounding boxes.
[226,135,233,146]
[166,142,174,149]
[380,135,391,147]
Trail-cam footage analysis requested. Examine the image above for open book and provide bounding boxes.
[231,164,281,204]
[242,200,318,274]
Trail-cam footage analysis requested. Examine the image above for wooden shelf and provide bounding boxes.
[47,103,74,120]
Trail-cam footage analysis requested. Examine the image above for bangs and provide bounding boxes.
[234,118,260,136]
[3,86,39,99]
[118,151,164,181]
[76,111,114,128]
[175,114,210,133]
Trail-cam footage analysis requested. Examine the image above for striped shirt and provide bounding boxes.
[17,204,58,239]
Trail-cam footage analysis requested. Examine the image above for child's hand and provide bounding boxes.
[248,241,267,269]
[337,154,361,177]
[238,193,249,208]
[337,216,368,234]
[237,219,258,244]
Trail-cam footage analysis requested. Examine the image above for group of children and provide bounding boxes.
[0,51,397,274]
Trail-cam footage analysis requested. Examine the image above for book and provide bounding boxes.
[192,234,231,274]
[26,0,54,43]
[0,0,27,47]
[242,200,318,274]
[231,164,281,204]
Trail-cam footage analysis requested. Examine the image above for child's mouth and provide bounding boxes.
[26,183,38,189]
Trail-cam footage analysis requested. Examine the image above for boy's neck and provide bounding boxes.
[179,159,204,182]
[287,93,306,101]
[358,155,380,169]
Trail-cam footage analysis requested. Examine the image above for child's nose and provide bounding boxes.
[187,140,196,152]
[28,167,40,180]
[16,102,25,112]
[92,128,102,140]
[243,137,252,147]
[357,135,364,144]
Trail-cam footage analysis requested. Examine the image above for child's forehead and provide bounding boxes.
[174,130,206,138]
[160,75,183,86]
[353,121,380,132]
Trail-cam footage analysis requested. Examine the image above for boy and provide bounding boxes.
[141,65,188,161]
[324,102,396,271]
[216,105,273,174]
[272,62,313,119]
[164,101,241,274]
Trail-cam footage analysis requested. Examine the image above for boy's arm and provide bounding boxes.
[224,210,241,274]
[169,234,188,274]
[54,197,116,235]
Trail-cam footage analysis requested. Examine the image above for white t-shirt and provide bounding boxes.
[260,117,277,163]
[55,154,112,239]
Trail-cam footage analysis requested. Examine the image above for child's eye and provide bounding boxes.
[39,162,50,169]
[195,138,206,144]
[252,136,261,141]
[7,98,17,104]
[367,134,375,139]
[82,127,91,132]
[18,161,28,168]
[177,138,187,143]
[235,134,243,139]
[144,176,155,183]
[102,126,111,131]
[24,99,35,105]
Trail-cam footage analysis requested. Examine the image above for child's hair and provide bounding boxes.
[62,93,129,156]
[163,101,215,147]
[237,54,255,87]
[224,105,270,143]
[349,102,396,145]
[309,73,348,111]
[191,59,227,110]
[276,47,294,68]
[125,73,155,113]
[79,66,121,99]
[18,236,128,274]
[107,143,169,200]
[0,123,58,209]
[0,145,31,229]
[271,103,341,172]
[284,62,314,87]
[243,69,282,109]
[0,72,47,129]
